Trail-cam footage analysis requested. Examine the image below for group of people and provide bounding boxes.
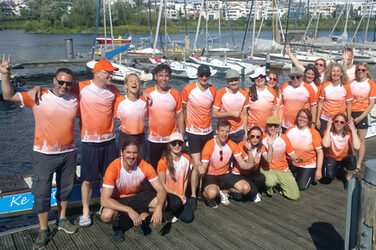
[0,45,375,248]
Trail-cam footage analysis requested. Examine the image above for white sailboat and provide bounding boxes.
[149,57,217,79]
[86,60,152,82]
[189,55,253,75]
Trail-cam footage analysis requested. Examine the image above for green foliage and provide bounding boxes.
[68,0,97,27]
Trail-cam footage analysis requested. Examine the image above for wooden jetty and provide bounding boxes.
[1,137,375,249]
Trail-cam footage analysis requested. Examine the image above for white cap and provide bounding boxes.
[169,132,184,143]
[250,67,267,79]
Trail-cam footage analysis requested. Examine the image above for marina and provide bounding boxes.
[0,136,375,249]
[1,27,376,249]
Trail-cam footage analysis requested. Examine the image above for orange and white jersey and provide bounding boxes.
[202,138,241,176]
[18,90,79,154]
[213,87,249,134]
[103,158,158,198]
[261,134,295,171]
[247,86,277,130]
[346,65,356,83]
[232,141,262,176]
[286,126,322,168]
[279,82,316,129]
[320,73,325,84]
[157,153,191,195]
[114,95,147,135]
[309,82,319,96]
[325,131,352,161]
[182,82,216,135]
[350,79,376,112]
[72,80,119,143]
[145,86,183,142]
[319,82,352,121]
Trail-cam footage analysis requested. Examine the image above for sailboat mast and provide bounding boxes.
[250,0,257,57]
[224,0,235,48]
[108,0,115,51]
[153,0,164,56]
[272,0,274,41]
[205,0,208,53]
[148,0,153,48]
[283,0,292,56]
[103,0,107,53]
[91,0,102,59]
[193,0,204,51]
[364,0,372,42]
[164,0,168,57]
[240,0,255,53]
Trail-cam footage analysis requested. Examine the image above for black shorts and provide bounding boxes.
[80,139,118,182]
[117,190,156,214]
[187,132,213,154]
[352,111,369,129]
[202,172,244,190]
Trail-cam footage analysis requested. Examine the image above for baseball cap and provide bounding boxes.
[92,60,119,73]
[197,65,211,75]
[266,116,280,125]
[169,132,184,143]
[226,69,240,79]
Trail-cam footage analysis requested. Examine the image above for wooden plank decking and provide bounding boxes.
[1,137,375,250]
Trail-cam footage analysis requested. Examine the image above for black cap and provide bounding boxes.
[197,65,211,75]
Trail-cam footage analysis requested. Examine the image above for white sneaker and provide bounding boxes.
[252,193,262,203]
[79,214,92,227]
[219,190,230,205]
[171,216,178,223]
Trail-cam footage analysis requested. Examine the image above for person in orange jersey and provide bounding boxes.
[247,67,278,131]
[181,65,216,209]
[145,64,184,169]
[72,60,121,228]
[1,56,79,249]
[279,67,317,132]
[114,73,148,159]
[317,63,352,136]
[101,139,166,242]
[213,69,249,143]
[260,116,301,200]
[157,133,194,223]
[321,113,360,186]
[285,43,327,84]
[349,62,376,172]
[285,109,323,190]
[232,126,266,202]
[198,120,255,208]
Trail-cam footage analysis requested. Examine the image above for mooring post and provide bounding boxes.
[65,38,74,59]
[357,159,376,250]
[266,53,270,70]
[345,177,361,250]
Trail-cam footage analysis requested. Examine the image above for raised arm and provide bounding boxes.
[0,55,21,103]
[285,44,306,72]
[348,119,360,150]
[321,120,332,148]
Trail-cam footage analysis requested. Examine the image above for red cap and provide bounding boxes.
[92,60,119,73]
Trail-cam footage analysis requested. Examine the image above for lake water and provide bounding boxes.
[0,29,376,232]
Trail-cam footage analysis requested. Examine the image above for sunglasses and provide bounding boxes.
[228,78,240,82]
[267,124,279,128]
[219,150,223,161]
[356,68,367,73]
[315,63,324,67]
[334,120,345,125]
[290,75,301,80]
[269,77,277,81]
[56,80,73,86]
[171,141,184,147]
[199,73,211,78]
[250,135,261,139]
